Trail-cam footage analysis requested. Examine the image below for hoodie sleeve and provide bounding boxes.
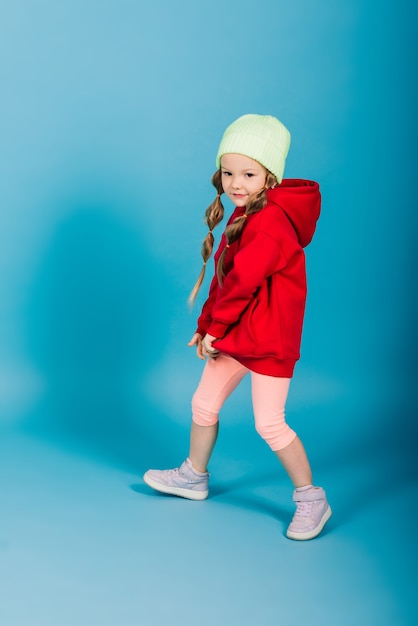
[195,272,219,336]
[207,230,287,339]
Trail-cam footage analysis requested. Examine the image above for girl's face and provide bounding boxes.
[220,153,267,207]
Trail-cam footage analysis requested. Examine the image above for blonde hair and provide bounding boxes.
[188,169,278,305]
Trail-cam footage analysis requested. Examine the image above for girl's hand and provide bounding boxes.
[188,333,205,360]
[202,333,219,359]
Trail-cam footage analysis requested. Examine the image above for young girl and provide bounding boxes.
[143,114,331,540]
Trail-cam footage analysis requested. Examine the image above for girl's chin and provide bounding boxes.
[230,196,247,206]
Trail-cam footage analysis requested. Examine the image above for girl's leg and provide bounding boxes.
[250,374,312,487]
[274,436,312,488]
[143,354,248,501]
[189,422,219,473]
[250,372,331,540]
[190,354,248,472]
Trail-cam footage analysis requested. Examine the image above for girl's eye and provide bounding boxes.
[245,173,254,178]
[222,171,231,176]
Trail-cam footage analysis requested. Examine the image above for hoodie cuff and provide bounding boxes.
[207,320,230,339]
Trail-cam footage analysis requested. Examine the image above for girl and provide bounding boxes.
[143,114,331,540]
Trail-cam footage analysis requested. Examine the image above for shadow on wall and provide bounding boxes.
[23,198,184,473]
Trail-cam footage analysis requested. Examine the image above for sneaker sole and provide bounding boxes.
[143,472,208,501]
[286,505,332,541]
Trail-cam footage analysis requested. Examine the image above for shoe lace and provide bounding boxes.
[164,468,181,479]
[294,500,314,519]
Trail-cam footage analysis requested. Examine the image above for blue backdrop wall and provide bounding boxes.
[1,0,416,471]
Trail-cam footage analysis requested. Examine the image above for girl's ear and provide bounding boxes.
[266,172,278,189]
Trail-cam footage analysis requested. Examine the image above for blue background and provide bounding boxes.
[1,1,416,625]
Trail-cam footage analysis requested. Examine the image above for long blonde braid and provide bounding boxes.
[188,170,225,305]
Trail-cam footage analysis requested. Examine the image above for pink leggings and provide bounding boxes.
[192,353,296,452]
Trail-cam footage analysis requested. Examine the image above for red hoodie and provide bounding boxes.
[196,179,321,377]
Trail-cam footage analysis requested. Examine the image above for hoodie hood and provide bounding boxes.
[267,179,321,248]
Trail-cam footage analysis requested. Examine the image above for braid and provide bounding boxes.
[217,171,278,285]
[188,170,225,306]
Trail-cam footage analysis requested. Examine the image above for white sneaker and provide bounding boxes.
[286,486,332,540]
[143,458,209,501]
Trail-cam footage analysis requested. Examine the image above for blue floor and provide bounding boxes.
[1,407,416,626]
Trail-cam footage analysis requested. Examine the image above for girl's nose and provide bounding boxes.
[231,177,241,189]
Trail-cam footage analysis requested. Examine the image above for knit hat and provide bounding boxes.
[215,114,291,183]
